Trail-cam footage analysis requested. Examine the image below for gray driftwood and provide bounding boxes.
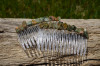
[0,18,100,66]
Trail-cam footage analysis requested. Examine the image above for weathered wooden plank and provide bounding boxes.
[0,18,100,66]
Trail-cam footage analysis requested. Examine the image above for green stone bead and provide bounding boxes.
[57,22,63,30]
[35,18,40,22]
[49,22,53,28]
[53,22,58,29]
[39,23,44,28]
[20,26,24,31]
[75,28,84,35]
[16,29,20,33]
[43,22,49,29]
[22,21,27,28]
[27,21,32,26]
[71,25,76,31]
[44,17,50,22]
[39,17,44,22]
[75,28,80,33]
[67,25,72,31]
[83,31,89,39]
[15,27,19,33]
[57,16,61,21]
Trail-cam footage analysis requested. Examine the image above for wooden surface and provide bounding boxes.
[0,18,100,66]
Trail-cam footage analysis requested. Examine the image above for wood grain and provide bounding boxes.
[0,18,100,66]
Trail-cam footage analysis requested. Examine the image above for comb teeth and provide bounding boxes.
[17,25,87,55]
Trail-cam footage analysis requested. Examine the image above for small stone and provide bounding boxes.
[15,27,20,33]
[57,16,61,21]
[67,25,72,31]
[22,21,27,28]
[19,25,24,31]
[54,18,57,21]
[39,22,49,29]
[49,16,55,21]
[54,22,58,29]
[67,25,77,31]
[49,22,54,29]
[52,22,58,29]
[75,28,79,33]
[75,28,84,34]
[62,23,68,30]
[17,26,21,32]
[39,17,44,22]
[26,21,32,26]
[83,30,89,39]
[32,20,37,25]
[44,17,50,22]
[43,22,49,29]
[57,22,63,30]
[80,30,84,35]
[36,18,41,22]
[71,25,76,31]
[39,23,44,28]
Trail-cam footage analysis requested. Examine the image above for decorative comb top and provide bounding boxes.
[15,16,89,39]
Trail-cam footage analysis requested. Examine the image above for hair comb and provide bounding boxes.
[15,16,88,65]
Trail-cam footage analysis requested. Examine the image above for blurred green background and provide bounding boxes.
[0,0,99,18]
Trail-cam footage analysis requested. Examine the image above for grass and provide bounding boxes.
[0,0,99,18]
